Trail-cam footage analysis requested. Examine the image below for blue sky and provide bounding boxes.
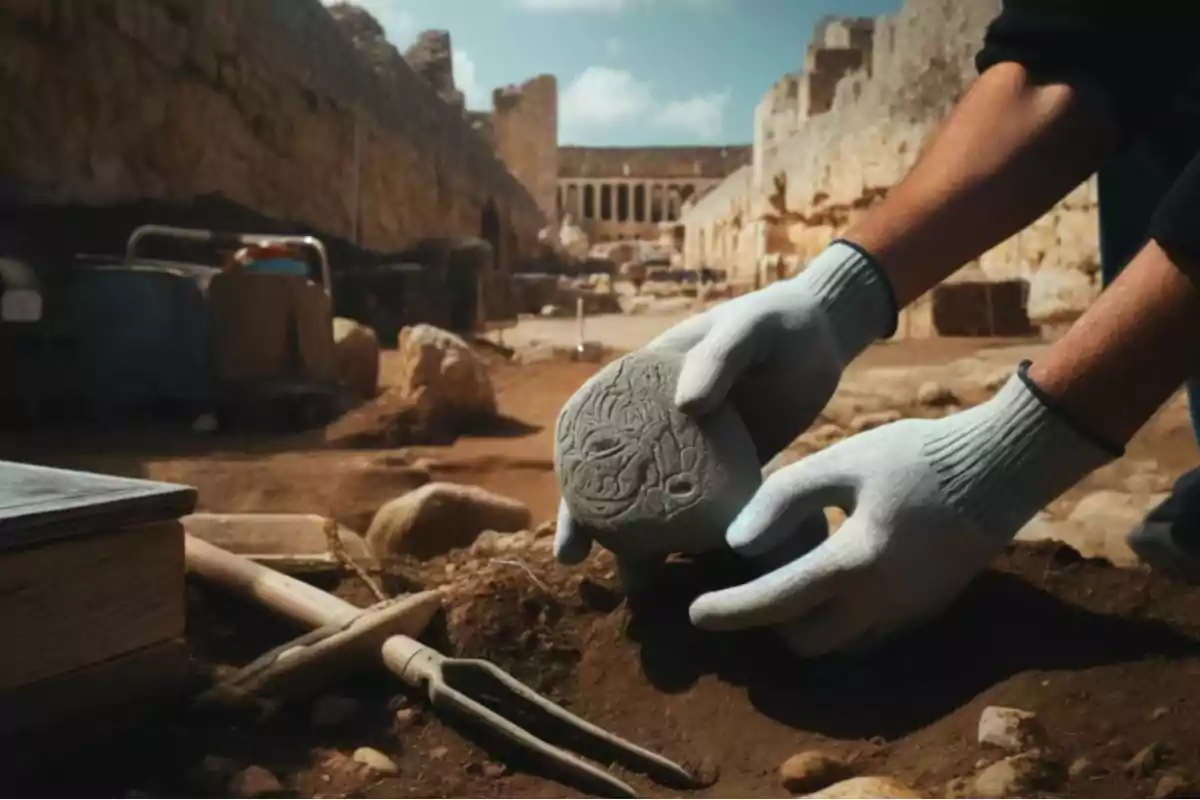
[334,0,903,146]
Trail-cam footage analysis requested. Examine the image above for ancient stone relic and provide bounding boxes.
[554,349,761,557]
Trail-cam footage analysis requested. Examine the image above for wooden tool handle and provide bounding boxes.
[185,534,359,629]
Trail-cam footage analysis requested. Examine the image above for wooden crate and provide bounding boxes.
[0,461,196,759]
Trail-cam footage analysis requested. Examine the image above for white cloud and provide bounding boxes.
[653,89,730,140]
[517,0,633,11]
[560,66,729,142]
[452,49,490,110]
[604,37,623,57]
[516,0,724,11]
[560,67,654,131]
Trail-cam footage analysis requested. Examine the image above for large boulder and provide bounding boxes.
[395,324,497,425]
[333,317,380,402]
[366,482,533,560]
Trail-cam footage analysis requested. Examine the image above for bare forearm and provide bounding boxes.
[845,62,1120,307]
[1028,239,1200,446]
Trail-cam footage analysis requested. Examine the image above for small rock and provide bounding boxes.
[779,751,854,794]
[848,410,903,433]
[803,776,918,798]
[471,529,542,557]
[978,706,1045,753]
[394,707,419,726]
[482,762,508,779]
[1155,771,1194,798]
[686,755,721,787]
[973,750,1064,798]
[944,776,974,798]
[367,483,533,560]
[311,694,359,729]
[1068,756,1092,779]
[1152,706,1171,721]
[1128,743,1170,777]
[228,765,283,798]
[352,747,399,775]
[429,746,449,760]
[917,381,958,407]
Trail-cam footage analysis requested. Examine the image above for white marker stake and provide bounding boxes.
[576,296,586,356]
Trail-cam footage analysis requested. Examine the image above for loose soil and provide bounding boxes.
[15,541,1200,799]
[4,336,1200,798]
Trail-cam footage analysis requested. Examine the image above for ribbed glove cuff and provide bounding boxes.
[923,363,1122,541]
[789,239,899,363]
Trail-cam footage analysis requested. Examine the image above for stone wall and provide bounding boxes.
[556,145,749,243]
[491,75,559,222]
[680,0,1102,337]
[0,0,546,270]
[680,166,759,282]
[404,30,465,112]
[558,146,751,180]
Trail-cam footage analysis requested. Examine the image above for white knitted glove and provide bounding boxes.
[555,240,897,567]
[690,367,1120,657]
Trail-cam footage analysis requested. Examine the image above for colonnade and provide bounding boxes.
[554,180,703,224]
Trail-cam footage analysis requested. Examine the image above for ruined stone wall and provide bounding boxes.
[558,146,751,180]
[491,75,559,222]
[405,30,465,112]
[680,166,758,281]
[681,0,1102,336]
[0,0,545,268]
[556,145,749,243]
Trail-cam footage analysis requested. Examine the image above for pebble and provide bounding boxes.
[779,750,854,794]
[1155,771,1195,798]
[227,765,283,798]
[848,410,903,433]
[353,747,399,775]
[482,762,508,779]
[1151,706,1171,721]
[977,706,1045,753]
[1068,756,1092,779]
[310,694,360,729]
[1128,742,1170,777]
[802,776,919,798]
[944,776,974,798]
[972,750,1063,798]
[394,706,419,726]
[429,746,449,760]
[917,381,958,407]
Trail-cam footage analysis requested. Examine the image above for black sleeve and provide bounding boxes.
[975,1,1200,146]
[1149,148,1200,282]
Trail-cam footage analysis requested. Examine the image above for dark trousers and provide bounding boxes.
[1097,139,1200,447]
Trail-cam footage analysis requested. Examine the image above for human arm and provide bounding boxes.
[689,230,1200,655]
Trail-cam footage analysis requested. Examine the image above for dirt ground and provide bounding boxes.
[5,331,1200,798]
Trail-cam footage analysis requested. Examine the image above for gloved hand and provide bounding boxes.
[555,240,898,568]
[689,365,1120,657]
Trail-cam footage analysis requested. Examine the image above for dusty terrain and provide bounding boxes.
[4,319,1200,799]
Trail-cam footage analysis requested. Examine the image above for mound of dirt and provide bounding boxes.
[324,387,456,449]
[18,542,1200,800]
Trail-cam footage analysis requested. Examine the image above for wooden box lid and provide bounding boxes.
[0,461,196,552]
